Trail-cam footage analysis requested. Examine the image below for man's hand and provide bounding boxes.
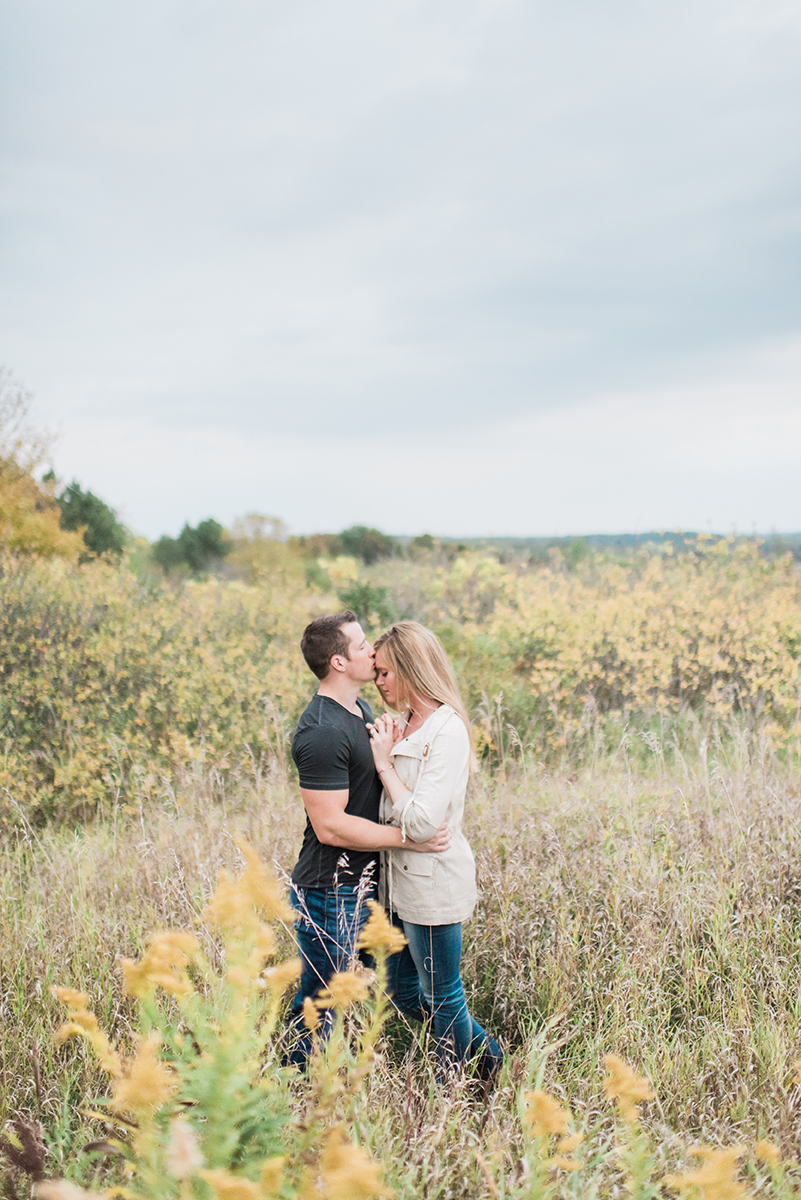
[406,821,451,854]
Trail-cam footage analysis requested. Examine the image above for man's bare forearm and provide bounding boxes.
[313,812,433,852]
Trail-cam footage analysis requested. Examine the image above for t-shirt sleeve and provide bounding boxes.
[293,725,351,790]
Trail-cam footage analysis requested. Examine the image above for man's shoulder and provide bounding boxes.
[293,694,370,744]
[294,696,340,744]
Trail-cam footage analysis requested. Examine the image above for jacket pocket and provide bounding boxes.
[394,850,436,877]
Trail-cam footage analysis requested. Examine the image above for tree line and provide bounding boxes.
[0,366,424,577]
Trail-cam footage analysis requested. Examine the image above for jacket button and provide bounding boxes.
[403,865,408,871]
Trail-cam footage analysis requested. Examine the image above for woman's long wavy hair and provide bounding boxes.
[373,621,477,770]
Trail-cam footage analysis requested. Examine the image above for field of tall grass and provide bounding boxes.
[2,539,801,1198]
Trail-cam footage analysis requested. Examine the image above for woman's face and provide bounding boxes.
[374,649,398,709]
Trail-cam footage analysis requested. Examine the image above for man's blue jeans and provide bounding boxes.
[286,884,502,1078]
[387,916,503,1078]
[285,881,379,1067]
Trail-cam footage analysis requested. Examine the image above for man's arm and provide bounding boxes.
[300,788,450,853]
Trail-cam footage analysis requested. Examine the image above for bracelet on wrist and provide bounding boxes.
[377,764,394,776]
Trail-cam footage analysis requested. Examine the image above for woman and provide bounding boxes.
[368,620,503,1078]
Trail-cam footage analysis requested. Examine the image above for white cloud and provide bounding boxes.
[49,334,801,538]
[2,0,801,532]
[717,0,801,32]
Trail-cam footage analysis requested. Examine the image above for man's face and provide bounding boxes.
[337,621,375,683]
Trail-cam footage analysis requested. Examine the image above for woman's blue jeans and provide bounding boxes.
[285,884,502,1078]
[387,916,503,1078]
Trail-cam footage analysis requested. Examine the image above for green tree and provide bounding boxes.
[56,480,127,557]
[339,525,395,565]
[152,519,230,574]
[337,581,394,626]
[409,533,437,557]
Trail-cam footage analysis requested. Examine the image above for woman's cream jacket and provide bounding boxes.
[378,703,477,926]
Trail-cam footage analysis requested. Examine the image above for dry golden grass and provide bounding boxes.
[3,728,801,1197]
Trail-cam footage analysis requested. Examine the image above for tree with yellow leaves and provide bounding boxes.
[0,368,84,559]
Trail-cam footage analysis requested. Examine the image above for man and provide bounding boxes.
[285,609,448,1064]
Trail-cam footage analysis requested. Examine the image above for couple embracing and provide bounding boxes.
[285,610,502,1079]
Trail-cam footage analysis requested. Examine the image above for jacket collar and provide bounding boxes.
[400,702,455,743]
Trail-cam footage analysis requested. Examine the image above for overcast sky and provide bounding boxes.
[2,0,800,539]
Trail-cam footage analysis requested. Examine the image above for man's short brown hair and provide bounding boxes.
[300,610,358,680]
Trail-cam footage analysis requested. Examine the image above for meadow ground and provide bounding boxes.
[4,726,801,1198]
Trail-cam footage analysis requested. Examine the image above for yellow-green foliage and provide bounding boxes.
[0,557,320,822]
[0,458,85,559]
[371,537,801,753]
[2,537,801,822]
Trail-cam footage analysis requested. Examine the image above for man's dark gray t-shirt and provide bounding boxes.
[291,693,382,889]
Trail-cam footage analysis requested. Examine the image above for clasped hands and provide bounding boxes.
[367,712,450,854]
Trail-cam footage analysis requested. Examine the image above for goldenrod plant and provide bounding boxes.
[48,843,398,1200]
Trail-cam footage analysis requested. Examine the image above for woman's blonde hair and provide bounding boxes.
[373,621,477,770]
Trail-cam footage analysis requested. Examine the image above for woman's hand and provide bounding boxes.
[368,712,397,772]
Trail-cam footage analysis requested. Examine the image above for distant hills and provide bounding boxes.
[411,531,801,562]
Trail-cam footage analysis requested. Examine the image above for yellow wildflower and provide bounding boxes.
[236,839,295,922]
[296,1166,318,1200]
[603,1054,653,1123]
[550,1154,582,1171]
[665,1145,750,1200]
[121,931,199,998]
[198,1170,260,1200]
[754,1141,781,1168]
[52,987,89,1009]
[201,846,293,934]
[558,1133,584,1154]
[110,1033,176,1118]
[165,1117,204,1179]
[255,923,277,960]
[315,970,370,1011]
[53,994,122,1078]
[227,966,252,992]
[320,1126,394,1199]
[200,872,255,934]
[302,996,320,1031]
[523,1090,570,1138]
[260,957,301,995]
[259,1157,285,1195]
[357,901,407,956]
